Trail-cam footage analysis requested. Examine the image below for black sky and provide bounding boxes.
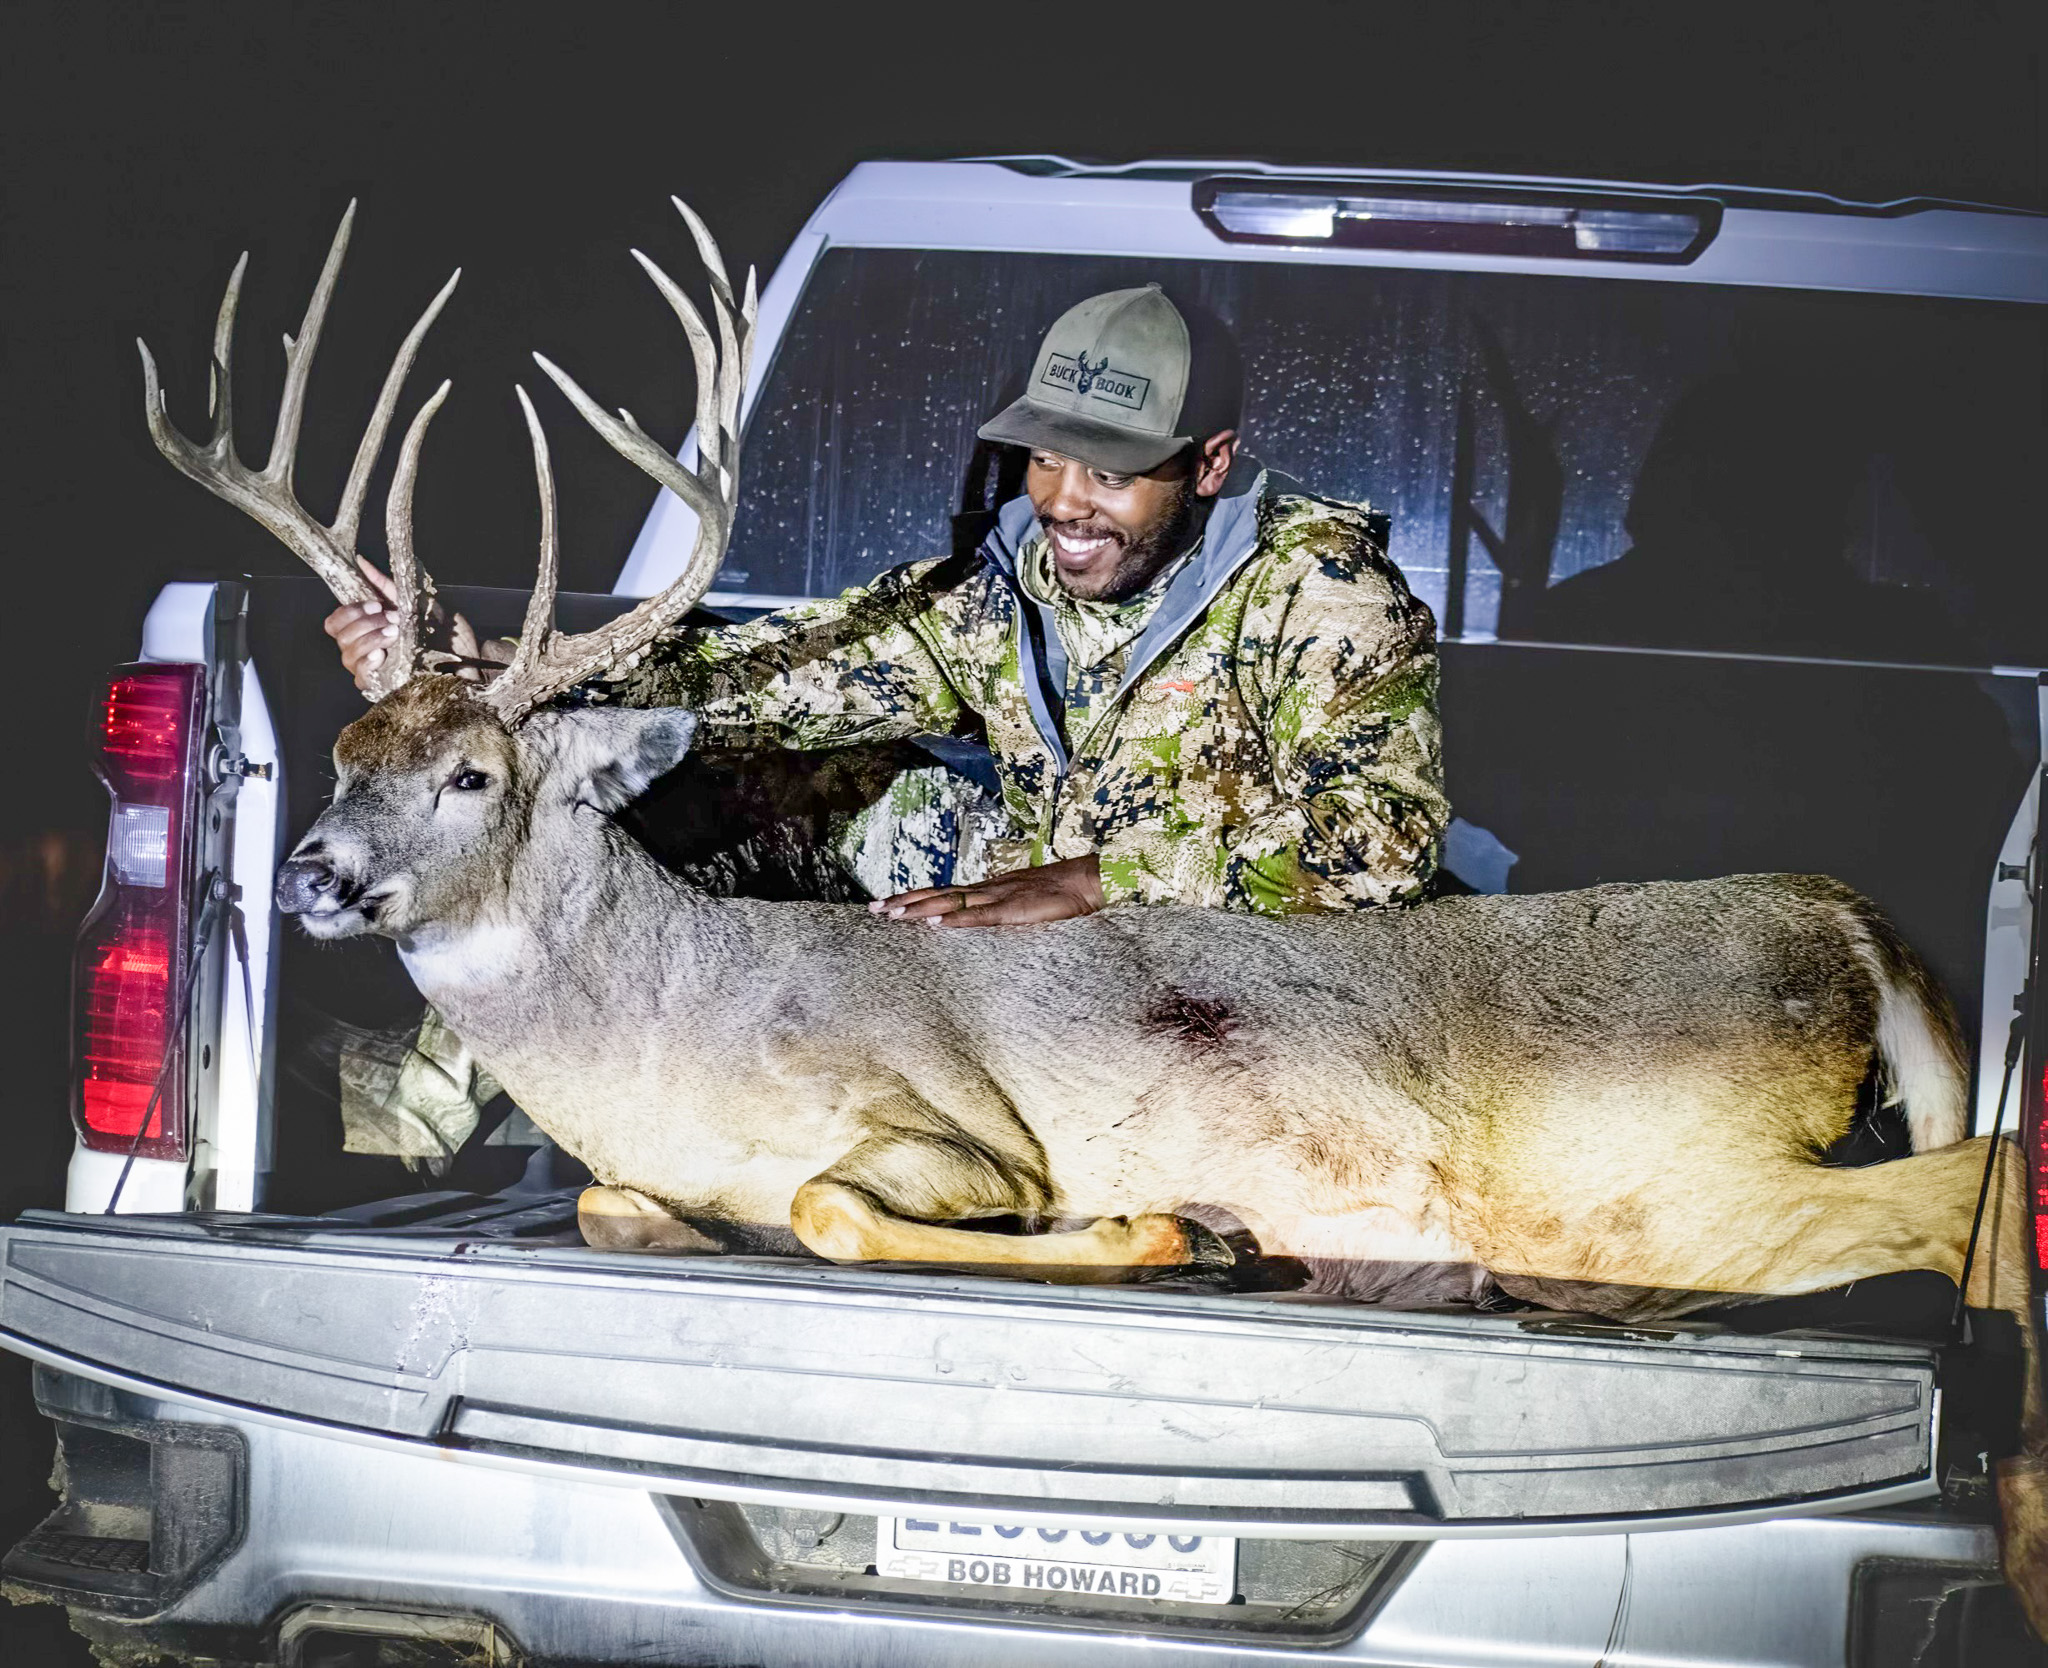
[1,0,2042,839]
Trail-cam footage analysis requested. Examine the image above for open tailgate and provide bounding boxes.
[0,1209,1945,1537]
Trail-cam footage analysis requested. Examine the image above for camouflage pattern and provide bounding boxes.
[336,1006,501,1173]
[828,761,1015,900]
[610,483,1448,914]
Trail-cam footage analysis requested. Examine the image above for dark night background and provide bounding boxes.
[0,1,2042,1659]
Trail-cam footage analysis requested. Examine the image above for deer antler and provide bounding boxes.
[137,202,460,702]
[481,196,756,724]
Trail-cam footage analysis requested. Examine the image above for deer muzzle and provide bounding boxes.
[275,850,363,917]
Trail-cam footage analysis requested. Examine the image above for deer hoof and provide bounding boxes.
[577,1186,722,1253]
[1174,1215,1239,1269]
[1122,1213,1229,1268]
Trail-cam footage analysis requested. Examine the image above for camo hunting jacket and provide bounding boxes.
[608,467,1448,914]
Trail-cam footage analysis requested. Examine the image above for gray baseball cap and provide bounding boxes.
[978,284,1198,475]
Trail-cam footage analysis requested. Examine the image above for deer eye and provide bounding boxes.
[450,768,490,792]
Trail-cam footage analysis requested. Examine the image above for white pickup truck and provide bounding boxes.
[4,158,2048,1667]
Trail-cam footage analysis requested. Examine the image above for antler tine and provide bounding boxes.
[504,385,562,683]
[529,353,718,519]
[630,248,724,482]
[728,265,758,472]
[204,251,249,444]
[379,380,453,700]
[334,266,462,549]
[707,275,742,488]
[265,201,355,486]
[670,195,735,314]
[665,195,751,484]
[139,246,249,473]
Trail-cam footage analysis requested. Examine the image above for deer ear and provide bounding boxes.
[535,707,698,813]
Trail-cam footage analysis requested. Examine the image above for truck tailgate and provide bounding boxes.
[0,1211,1943,1536]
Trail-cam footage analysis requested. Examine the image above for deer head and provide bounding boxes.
[278,680,699,940]
[139,198,753,942]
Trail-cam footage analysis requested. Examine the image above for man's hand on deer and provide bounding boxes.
[323,558,402,691]
[872,854,1106,927]
[325,557,511,694]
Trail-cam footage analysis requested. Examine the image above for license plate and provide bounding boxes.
[876,1514,1237,1605]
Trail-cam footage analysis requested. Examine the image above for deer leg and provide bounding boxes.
[577,1186,725,1252]
[1480,1136,1994,1301]
[1679,1138,1992,1297]
[789,1135,1209,1271]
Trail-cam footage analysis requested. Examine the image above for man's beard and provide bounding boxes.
[1042,475,1201,603]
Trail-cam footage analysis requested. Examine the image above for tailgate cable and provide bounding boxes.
[224,885,261,1110]
[103,868,248,1215]
[1952,1002,2023,1336]
[1953,822,2035,1336]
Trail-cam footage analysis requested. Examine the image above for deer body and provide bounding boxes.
[360,689,1973,1305]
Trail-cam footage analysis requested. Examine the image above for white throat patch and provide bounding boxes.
[398,920,528,993]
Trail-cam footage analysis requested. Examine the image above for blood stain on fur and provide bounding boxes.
[1145,990,1243,1053]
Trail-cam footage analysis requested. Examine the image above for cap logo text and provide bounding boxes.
[1041,352,1151,411]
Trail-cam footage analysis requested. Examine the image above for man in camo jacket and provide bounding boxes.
[333,284,1448,926]
[610,284,1447,923]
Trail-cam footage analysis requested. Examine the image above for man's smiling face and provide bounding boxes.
[1025,430,1238,603]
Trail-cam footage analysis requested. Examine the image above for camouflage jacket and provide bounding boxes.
[610,465,1449,913]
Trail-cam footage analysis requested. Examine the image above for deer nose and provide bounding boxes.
[275,852,356,914]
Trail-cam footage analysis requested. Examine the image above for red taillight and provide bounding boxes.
[78,911,174,1135]
[101,672,195,789]
[2031,1060,2048,1273]
[71,663,206,1162]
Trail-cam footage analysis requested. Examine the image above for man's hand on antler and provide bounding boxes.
[324,557,512,693]
[872,855,1106,928]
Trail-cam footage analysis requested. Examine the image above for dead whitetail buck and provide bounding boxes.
[143,200,2045,1608]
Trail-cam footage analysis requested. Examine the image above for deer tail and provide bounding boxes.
[1827,884,1971,1152]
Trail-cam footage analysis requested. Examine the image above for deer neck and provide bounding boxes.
[392,813,727,1065]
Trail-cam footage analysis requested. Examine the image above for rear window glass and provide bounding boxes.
[723,247,2047,670]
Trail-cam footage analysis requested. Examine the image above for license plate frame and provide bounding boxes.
[876,1513,1238,1606]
